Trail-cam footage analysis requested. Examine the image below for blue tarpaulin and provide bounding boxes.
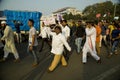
[4,10,42,31]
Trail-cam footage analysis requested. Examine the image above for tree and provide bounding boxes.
[82,1,120,21]
[63,13,69,20]
[115,3,120,17]
[63,12,81,20]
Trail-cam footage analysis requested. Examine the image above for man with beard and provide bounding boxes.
[0,21,20,62]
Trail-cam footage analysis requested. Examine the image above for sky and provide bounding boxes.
[0,0,119,15]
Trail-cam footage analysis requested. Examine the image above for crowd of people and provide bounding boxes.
[0,19,120,72]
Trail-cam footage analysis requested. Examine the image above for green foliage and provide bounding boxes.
[63,12,81,20]
[82,1,120,21]
[116,4,120,17]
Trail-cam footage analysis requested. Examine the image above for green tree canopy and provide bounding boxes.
[82,1,120,21]
[63,12,81,20]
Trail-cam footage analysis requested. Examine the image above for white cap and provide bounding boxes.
[1,21,6,24]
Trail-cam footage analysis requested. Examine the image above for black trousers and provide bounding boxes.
[39,38,51,52]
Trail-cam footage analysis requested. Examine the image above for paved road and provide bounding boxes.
[0,39,120,80]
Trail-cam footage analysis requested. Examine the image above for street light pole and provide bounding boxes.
[113,3,117,18]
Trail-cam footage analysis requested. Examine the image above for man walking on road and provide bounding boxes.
[14,20,23,43]
[39,22,51,52]
[61,20,71,61]
[75,20,85,54]
[61,20,70,41]
[48,26,71,72]
[28,19,39,67]
[108,25,120,57]
[95,21,102,55]
[0,21,20,62]
[82,21,101,64]
[99,22,107,47]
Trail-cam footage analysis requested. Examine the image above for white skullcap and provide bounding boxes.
[1,21,6,24]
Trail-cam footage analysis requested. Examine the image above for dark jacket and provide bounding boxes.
[75,26,85,37]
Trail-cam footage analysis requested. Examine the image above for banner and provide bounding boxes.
[42,16,56,25]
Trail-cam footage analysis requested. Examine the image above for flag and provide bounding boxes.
[96,13,101,18]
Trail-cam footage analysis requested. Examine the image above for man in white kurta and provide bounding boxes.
[82,22,100,63]
[39,22,51,51]
[48,26,71,72]
[0,21,20,62]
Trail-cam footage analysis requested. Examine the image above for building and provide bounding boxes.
[41,7,83,25]
[53,7,83,16]
[41,15,56,25]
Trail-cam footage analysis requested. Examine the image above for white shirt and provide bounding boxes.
[29,27,38,46]
[46,27,51,39]
[61,25,70,40]
[39,26,49,38]
[50,32,71,55]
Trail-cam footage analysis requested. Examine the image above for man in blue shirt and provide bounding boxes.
[108,25,120,57]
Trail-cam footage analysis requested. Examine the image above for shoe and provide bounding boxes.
[114,53,118,55]
[62,64,68,67]
[14,58,20,63]
[97,59,101,64]
[65,57,69,62]
[32,63,38,67]
[47,69,53,73]
[0,58,6,62]
[83,62,86,64]
[114,50,118,55]
[107,54,112,58]
[39,50,42,52]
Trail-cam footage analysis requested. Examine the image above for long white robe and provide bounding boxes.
[83,27,96,51]
[1,26,18,54]
[82,27,100,63]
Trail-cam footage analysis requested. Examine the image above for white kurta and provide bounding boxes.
[82,27,100,63]
[1,26,18,54]
[39,26,50,38]
[61,26,70,40]
[51,33,71,55]
[83,27,96,51]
